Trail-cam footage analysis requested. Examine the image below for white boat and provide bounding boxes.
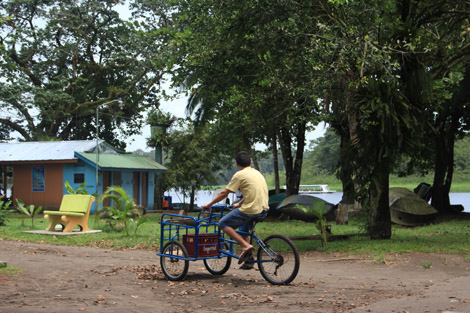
[211,188,241,205]
[296,184,336,194]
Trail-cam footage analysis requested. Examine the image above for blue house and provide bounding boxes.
[0,140,166,213]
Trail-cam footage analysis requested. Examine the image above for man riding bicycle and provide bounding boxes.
[202,151,269,266]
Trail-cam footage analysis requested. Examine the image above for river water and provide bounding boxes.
[165,190,470,213]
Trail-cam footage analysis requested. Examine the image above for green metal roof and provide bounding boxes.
[76,152,167,172]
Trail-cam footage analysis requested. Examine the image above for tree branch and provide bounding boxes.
[0,118,32,141]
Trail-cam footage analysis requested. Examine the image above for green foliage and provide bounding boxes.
[15,199,42,227]
[147,0,322,194]
[0,198,13,226]
[421,262,432,269]
[307,0,470,234]
[162,119,228,208]
[303,127,341,177]
[454,135,470,174]
[146,108,176,127]
[295,198,328,249]
[64,181,89,195]
[0,265,23,275]
[0,0,171,148]
[295,204,329,249]
[96,186,148,236]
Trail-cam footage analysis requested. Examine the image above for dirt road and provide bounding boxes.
[1,240,469,313]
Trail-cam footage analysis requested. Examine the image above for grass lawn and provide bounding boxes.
[298,180,470,193]
[1,212,469,258]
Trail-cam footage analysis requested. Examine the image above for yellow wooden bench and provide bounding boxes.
[43,195,95,232]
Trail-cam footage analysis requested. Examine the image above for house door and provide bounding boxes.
[112,171,121,186]
[141,172,148,208]
[102,171,112,207]
[133,172,140,204]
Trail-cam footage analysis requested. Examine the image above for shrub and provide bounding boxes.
[96,186,148,236]
[0,198,13,226]
[15,199,42,227]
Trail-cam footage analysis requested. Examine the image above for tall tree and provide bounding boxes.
[162,120,225,210]
[140,0,324,196]
[323,0,470,237]
[431,66,470,212]
[0,0,170,148]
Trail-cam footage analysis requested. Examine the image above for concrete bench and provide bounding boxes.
[43,195,95,232]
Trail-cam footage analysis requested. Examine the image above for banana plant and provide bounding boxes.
[15,199,43,227]
[65,181,89,195]
[295,203,329,249]
[96,186,148,236]
[0,198,13,226]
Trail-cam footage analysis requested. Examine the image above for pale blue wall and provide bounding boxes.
[121,171,133,201]
[63,161,99,212]
[148,173,155,209]
[63,162,157,213]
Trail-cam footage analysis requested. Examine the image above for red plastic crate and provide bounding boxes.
[183,233,218,257]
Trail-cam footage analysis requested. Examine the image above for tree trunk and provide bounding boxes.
[335,127,356,224]
[431,127,454,213]
[337,126,355,205]
[190,186,196,212]
[278,120,306,196]
[271,132,281,194]
[431,66,470,213]
[367,162,391,239]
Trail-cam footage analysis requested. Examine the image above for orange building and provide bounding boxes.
[0,141,166,212]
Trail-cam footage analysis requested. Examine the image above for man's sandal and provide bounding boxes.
[238,247,254,264]
[239,256,255,270]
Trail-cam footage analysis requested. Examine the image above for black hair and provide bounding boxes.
[235,151,251,167]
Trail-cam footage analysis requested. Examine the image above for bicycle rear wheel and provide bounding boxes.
[204,256,231,275]
[160,241,189,281]
[203,243,232,275]
[257,234,299,285]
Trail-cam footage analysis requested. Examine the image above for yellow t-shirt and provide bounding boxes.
[226,167,268,214]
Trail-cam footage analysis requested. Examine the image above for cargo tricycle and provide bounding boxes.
[157,205,299,285]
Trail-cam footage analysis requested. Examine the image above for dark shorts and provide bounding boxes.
[218,208,268,233]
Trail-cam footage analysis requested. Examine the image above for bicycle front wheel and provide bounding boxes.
[257,234,299,285]
[160,241,189,281]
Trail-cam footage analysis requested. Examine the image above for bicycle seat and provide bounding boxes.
[251,215,266,223]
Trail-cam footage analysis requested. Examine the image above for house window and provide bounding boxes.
[74,173,85,184]
[73,164,85,184]
[32,166,45,192]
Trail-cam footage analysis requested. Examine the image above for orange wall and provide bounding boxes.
[13,164,64,209]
